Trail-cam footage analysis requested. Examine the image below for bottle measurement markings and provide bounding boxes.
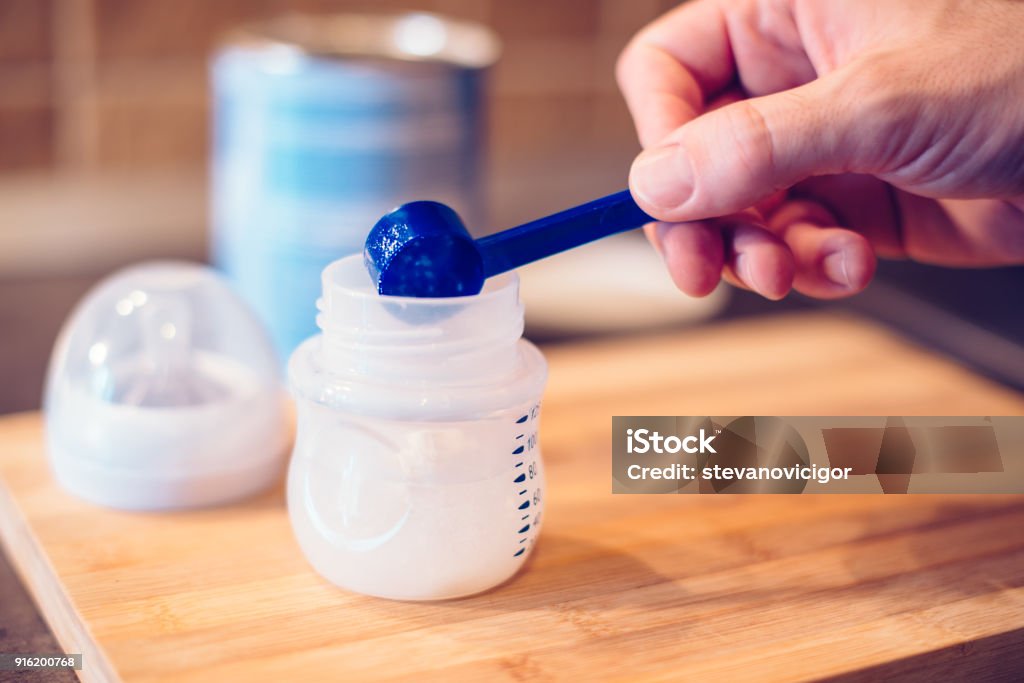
[511,404,543,558]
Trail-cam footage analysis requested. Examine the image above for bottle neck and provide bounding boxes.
[314,255,525,384]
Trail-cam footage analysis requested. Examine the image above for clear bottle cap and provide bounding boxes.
[44,261,288,510]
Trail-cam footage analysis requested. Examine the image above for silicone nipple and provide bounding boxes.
[111,296,230,407]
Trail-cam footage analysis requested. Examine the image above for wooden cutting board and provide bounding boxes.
[2,312,1023,682]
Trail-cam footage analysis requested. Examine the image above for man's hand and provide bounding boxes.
[618,0,1024,299]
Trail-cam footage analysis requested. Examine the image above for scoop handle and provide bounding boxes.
[476,189,654,278]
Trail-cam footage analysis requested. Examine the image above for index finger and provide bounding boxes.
[616,0,736,148]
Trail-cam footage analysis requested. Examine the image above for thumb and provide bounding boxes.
[629,74,853,222]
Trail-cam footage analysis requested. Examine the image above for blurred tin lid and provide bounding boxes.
[225,12,501,69]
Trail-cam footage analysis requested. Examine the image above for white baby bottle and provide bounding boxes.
[287,254,547,600]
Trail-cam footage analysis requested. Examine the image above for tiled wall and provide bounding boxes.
[0,0,681,174]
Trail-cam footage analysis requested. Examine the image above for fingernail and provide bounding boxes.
[631,144,693,212]
[822,250,851,288]
[734,253,766,296]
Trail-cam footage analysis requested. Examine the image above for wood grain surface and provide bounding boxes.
[1,312,1023,682]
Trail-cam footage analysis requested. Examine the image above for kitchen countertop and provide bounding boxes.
[1,311,1022,682]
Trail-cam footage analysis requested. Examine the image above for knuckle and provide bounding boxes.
[719,100,778,182]
[614,36,644,91]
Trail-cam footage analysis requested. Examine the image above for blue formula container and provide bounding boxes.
[210,13,500,360]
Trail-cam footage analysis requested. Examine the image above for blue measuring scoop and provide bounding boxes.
[364,189,654,297]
